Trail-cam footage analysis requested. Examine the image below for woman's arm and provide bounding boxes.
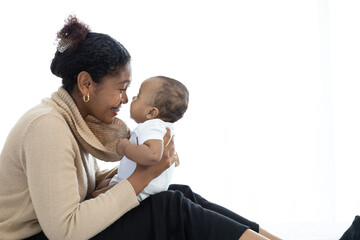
[24,115,139,240]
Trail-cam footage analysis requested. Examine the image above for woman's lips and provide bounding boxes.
[111,107,120,112]
[110,107,120,116]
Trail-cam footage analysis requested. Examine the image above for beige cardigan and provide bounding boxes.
[0,88,139,240]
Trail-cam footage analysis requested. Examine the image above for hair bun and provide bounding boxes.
[57,15,90,53]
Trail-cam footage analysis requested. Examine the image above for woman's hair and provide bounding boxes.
[154,76,189,123]
[50,15,131,93]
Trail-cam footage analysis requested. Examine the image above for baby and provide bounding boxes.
[109,76,189,201]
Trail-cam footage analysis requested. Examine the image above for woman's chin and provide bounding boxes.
[98,115,114,124]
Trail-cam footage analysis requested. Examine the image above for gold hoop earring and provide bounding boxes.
[83,94,90,103]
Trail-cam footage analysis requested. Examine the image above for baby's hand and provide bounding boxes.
[116,138,131,156]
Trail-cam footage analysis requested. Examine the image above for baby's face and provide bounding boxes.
[130,77,162,123]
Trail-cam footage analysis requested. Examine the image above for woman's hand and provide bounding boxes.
[91,182,116,198]
[127,128,177,195]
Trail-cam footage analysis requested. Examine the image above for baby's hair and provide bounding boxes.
[50,15,131,93]
[154,76,189,123]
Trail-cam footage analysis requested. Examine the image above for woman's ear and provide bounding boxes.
[146,107,159,120]
[77,71,93,96]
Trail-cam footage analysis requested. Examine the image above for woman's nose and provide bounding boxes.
[120,92,128,104]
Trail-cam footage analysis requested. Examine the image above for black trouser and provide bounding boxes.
[25,184,259,240]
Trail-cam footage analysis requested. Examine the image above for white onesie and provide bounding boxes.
[110,119,175,201]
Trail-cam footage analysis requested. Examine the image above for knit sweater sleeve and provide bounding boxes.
[23,115,139,240]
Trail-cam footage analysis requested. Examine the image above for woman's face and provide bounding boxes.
[88,63,132,124]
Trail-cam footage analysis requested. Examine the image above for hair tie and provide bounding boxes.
[57,40,70,53]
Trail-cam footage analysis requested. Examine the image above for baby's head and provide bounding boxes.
[130,76,189,123]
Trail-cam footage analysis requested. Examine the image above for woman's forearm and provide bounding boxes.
[127,168,153,195]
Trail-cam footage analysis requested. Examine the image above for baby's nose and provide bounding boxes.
[132,96,136,101]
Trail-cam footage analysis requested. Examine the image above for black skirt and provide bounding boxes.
[25,184,259,240]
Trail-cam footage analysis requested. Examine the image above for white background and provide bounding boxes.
[0,1,359,239]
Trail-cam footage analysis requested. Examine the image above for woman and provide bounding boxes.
[0,15,283,240]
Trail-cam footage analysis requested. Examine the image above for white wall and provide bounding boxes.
[1,1,359,239]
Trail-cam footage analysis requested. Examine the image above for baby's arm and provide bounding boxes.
[116,138,163,166]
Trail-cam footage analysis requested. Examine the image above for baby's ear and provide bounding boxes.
[146,107,159,120]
